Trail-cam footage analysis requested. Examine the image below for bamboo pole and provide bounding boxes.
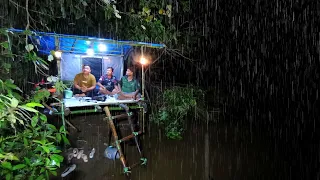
[8,28,166,49]
[103,106,130,177]
[119,104,142,156]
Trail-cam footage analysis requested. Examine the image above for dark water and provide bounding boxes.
[49,106,320,180]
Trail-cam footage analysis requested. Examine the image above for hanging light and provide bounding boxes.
[86,48,94,56]
[54,50,62,58]
[98,44,107,52]
[139,57,148,65]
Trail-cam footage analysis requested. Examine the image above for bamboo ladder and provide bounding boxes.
[103,103,147,179]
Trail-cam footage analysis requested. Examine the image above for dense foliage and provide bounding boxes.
[0,28,69,179]
[150,86,206,139]
[0,78,69,179]
[4,0,191,47]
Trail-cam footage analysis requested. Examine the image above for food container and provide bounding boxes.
[63,89,73,99]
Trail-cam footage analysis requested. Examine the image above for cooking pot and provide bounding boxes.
[104,146,119,160]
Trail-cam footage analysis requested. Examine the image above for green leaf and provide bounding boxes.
[50,170,57,176]
[40,167,45,173]
[31,116,38,127]
[34,146,42,152]
[39,114,47,122]
[46,135,56,140]
[0,41,9,49]
[26,102,44,108]
[37,57,48,65]
[32,140,43,145]
[45,158,50,166]
[0,154,5,159]
[30,169,36,178]
[41,146,50,153]
[47,124,57,131]
[12,164,26,170]
[59,125,65,133]
[36,175,45,180]
[45,170,49,179]
[62,134,70,145]
[55,133,61,142]
[0,153,19,161]
[18,105,38,113]
[5,79,16,89]
[24,157,31,165]
[50,154,64,163]
[11,97,19,107]
[46,166,57,171]
[6,173,12,180]
[23,137,29,146]
[14,174,24,180]
[53,149,62,153]
[1,161,12,170]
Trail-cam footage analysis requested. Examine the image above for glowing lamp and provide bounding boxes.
[140,57,148,65]
[54,51,62,58]
[86,48,94,56]
[98,44,107,52]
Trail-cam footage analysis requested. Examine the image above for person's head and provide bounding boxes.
[106,67,114,76]
[126,66,135,77]
[82,64,91,74]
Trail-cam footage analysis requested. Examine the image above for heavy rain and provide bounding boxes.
[0,0,319,180]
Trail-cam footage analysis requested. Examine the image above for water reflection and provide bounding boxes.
[50,111,317,180]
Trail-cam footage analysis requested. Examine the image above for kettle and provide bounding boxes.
[104,146,119,160]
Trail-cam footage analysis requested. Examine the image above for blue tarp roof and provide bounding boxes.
[8,29,166,56]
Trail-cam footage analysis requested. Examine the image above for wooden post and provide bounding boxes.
[103,106,131,178]
[55,36,61,78]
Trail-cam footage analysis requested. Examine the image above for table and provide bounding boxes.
[63,96,139,108]
[51,96,146,178]
[51,96,145,131]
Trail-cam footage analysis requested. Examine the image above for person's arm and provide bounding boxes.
[96,82,103,88]
[117,77,123,92]
[117,84,122,92]
[120,79,139,98]
[96,82,106,90]
[97,76,106,89]
[134,80,141,94]
[87,84,96,91]
[132,80,140,96]
[111,79,120,94]
[118,77,132,98]
[87,76,96,91]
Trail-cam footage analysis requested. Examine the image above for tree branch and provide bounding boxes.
[25,0,30,44]
[9,0,60,18]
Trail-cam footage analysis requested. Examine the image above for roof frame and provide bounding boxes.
[8,28,166,56]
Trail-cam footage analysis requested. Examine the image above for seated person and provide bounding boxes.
[117,66,141,100]
[96,67,120,95]
[72,64,96,97]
